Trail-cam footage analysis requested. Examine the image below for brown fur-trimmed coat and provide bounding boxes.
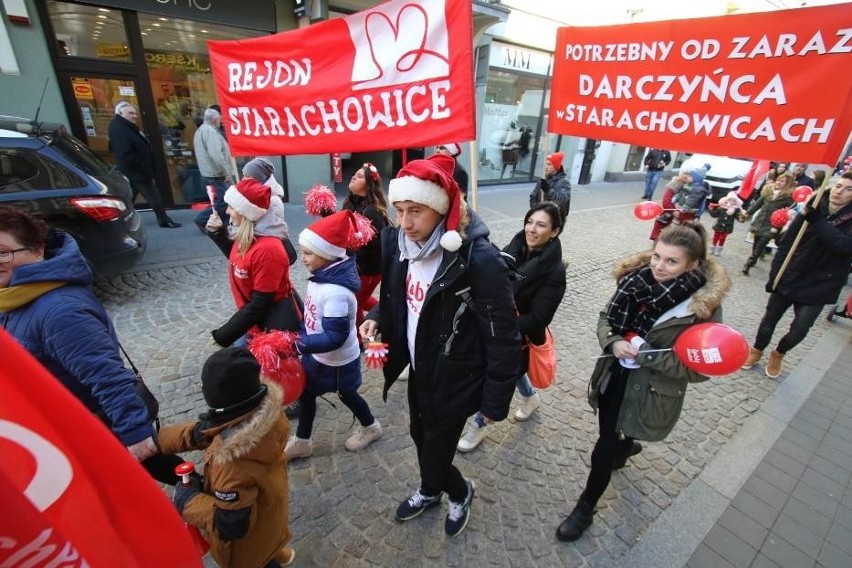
[158,381,290,568]
[588,253,731,442]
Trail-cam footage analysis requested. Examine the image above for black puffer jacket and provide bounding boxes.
[502,231,566,346]
[108,115,156,182]
[769,197,852,305]
[369,212,521,426]
[342,195,388,276]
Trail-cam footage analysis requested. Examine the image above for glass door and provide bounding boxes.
[69,75,139,166]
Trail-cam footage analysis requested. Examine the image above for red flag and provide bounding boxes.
[737,159,771,201]
[208,0,475,156]
[0,329,201,568]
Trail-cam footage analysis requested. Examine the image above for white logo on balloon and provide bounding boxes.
[0,419,73,511]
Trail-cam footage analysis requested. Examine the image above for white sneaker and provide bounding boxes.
[514,393,541,421]
[345,420,383,451]
[457,419,488,453]
[284,436,312,459]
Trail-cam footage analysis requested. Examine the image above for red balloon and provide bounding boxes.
[672,323,749,376]
[769,208,790,229]
[274,358,306,406]
[791,185,813,203]
[634,200,663,220]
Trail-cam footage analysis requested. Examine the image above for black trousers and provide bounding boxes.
[130,178,170,225]
[408,368,468,503]
[580,363,635,508]
[754,292,824,353]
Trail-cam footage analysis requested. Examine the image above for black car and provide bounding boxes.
[0,116,146,277]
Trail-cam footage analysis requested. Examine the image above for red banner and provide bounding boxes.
[549,4,852,165]
[208,0,474,156]
[0,330,201,568]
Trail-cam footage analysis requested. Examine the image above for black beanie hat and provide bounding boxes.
[201,348,267,417]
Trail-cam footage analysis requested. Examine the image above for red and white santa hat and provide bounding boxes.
[224,178,271,222]
[299,210,374,261]
[388,153,463,251]
[438,143,461,157]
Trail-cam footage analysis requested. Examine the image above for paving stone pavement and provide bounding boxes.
[94,198,840,567]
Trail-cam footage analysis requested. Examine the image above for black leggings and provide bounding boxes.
[295,389,374,439]
[754,292,824,353]
[580,364,635,508]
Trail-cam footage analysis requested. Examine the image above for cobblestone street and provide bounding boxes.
[95,191,841,567]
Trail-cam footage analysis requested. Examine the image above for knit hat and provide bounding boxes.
[299,210,371,261]
[201,347,267,417]
[243,158,275,183]
[690,169,707,185]
[438,143,461,157]
[546,152,564,171]
[388,153,463,251]
[224,178,271,222]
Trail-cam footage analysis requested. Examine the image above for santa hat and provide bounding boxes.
[546,151,564,171]
[299,210,373,261]
[224,178,272,222]
[388,154,463,252]
[438,143,461,157]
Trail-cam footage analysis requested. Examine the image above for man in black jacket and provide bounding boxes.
[742,172,852,379]
[792,163,816,189]
[360,154,520,538]
[108,102,180,228]
[642,148,672,200]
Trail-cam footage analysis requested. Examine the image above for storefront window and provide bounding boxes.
[625,145,647,171]
[46,2,131,61]
[480,71,544,183]
[139,15,263,205]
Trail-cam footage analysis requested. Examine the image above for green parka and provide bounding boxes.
[588,253,730,442]
[158,381,290,568]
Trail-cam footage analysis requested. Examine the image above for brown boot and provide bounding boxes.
[766,350,784,379]
[741,347,763,370]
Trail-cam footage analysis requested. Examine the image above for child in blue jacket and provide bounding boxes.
[285,211,382,459]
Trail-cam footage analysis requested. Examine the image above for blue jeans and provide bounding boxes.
[644,170,663,199]
[472,374,535,426]
[193,176,230,229]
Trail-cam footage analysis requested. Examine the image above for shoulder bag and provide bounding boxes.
[117,341,160,424]
[527,327,557,389]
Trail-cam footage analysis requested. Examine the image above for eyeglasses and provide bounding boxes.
[0,247,29,263]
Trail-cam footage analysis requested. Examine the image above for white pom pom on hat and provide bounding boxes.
[388,154,463,252]
[224,178,271,222]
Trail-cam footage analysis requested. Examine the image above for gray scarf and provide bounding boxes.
[398,223,446,263]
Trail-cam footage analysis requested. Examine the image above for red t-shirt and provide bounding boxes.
[228,236,291,309]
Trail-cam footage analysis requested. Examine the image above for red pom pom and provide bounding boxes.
[348,211,376,249]
[304,184,337,217]
[770,208,790,229]
[249,331,305,405]
[364,341,389,370]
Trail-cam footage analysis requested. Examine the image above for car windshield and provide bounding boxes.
[49,134,112,178]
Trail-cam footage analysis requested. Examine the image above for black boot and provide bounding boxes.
[556,500,595,542]
[612,441,643,471]
[742,257,755,276]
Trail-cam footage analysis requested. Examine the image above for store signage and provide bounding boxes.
[488,42,551,76]
[90,0,275,32]
[549,4,852,165]
[71,78,93,100]
[207,0,475,156]
[145,50,209,72]
[96,43,129,58]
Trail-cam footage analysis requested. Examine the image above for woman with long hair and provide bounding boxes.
[457,202,567,451]
[342,162,390,326]
[206,168,300,348]
[557,222,730,542]
[741,171,795,276]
